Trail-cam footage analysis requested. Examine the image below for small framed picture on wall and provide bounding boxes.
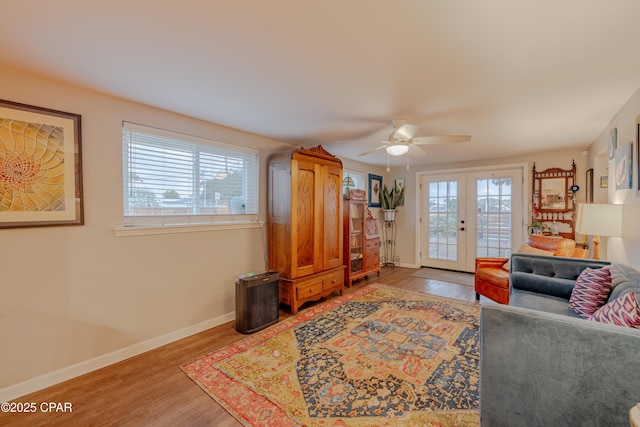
[614,140,632,190]
[608,127,617,160]
[368,174,382,207]
[600,176,608,188]
[394,178,405,206]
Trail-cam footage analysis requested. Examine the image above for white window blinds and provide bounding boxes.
[122,122,259,226]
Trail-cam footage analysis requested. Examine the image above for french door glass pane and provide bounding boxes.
[428,180,458,261]
[476,178,513,258]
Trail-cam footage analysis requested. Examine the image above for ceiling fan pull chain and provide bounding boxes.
[387,151,390,172]
[406,152,410,170]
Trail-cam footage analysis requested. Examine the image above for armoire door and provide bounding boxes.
[291,159,322,278]
[323,164,343,271]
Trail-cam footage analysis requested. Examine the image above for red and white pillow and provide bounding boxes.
[569,267,612,317]
[588,292,640,328]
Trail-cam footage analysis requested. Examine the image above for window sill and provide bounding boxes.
[114,221,265,237]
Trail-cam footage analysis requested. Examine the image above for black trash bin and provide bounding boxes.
[235,271,279,334]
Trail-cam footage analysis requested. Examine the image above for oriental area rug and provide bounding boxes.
[181,284,480,426]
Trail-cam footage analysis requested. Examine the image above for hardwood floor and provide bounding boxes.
[0,266,482,427]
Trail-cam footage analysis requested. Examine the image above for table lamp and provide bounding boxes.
[343,176,355,198]
[575,203,622,259]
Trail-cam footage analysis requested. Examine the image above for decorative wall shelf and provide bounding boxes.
[531,160,577,240]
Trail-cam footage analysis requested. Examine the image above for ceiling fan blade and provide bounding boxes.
[357,143,388,156]
[407,144,427,157]
[412,135,471,145]
[394,123,419,141]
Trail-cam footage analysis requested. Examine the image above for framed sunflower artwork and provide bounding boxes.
[0,99,83,228]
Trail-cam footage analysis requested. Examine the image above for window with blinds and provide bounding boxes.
[122,122,259,226]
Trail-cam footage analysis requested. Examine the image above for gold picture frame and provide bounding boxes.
[0,99,83,228]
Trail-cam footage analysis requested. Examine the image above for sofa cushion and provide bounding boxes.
[569,267,612,317]
[476,266,510,288]
[502,244,554,271]
[609,263,640,302]
[609,263,640,287]
[509,289,582,318]
[511,271,576,299]
[510,254,605,282]
[480,304,640,427]
[588,292,640,328]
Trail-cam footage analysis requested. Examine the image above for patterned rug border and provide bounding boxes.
[180,284,480,426]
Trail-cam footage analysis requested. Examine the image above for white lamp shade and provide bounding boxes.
[576,203,622,237]
[386,143,409,156]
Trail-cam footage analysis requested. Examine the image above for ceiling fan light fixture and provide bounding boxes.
[386,143,409,156]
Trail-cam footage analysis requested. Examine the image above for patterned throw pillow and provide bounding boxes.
[569,267,612,317]
[588,292,640,328]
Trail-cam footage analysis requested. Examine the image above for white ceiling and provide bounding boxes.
[2,1,640,167]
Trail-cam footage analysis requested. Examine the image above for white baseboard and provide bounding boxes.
[379,262,418,269]
[398,262,418,269]
[0,311,235,403]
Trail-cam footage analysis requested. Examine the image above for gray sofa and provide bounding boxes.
[479,253,640,426]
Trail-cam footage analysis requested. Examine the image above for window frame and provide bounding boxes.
[119,122,260,234]
[343,169,365,195]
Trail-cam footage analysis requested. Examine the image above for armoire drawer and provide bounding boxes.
[296,279,323,300]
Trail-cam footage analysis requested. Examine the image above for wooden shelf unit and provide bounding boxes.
[343,189,380,287]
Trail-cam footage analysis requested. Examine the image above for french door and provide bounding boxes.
[419,168,524,272]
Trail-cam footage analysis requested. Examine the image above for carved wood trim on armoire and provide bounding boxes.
[268,145,345,313]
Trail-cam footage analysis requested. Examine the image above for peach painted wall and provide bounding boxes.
[0,64,292,398]
[588,85,640,263]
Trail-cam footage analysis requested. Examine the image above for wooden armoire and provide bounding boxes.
[268,145,344,314]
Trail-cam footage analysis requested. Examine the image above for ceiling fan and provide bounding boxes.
[357,119,471,158]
